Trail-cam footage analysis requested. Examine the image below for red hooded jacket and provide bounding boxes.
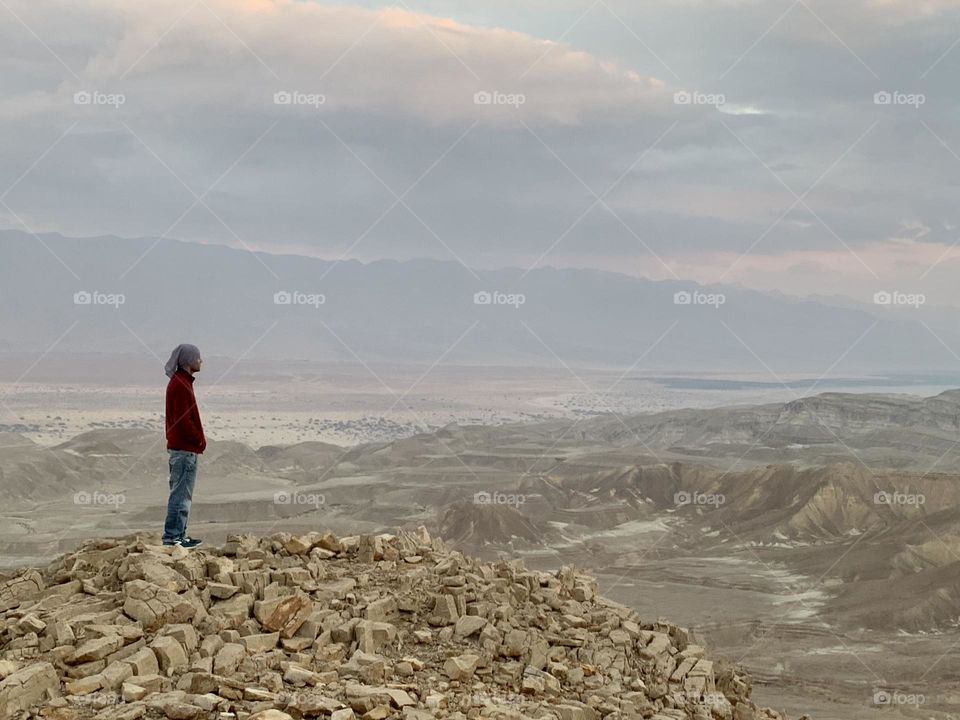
[166,369,206,453]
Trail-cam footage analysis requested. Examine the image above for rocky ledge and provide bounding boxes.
[0,530,809,720]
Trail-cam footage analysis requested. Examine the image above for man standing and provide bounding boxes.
[162,344,205,548]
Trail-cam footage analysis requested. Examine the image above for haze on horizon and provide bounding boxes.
[1,0,960,308]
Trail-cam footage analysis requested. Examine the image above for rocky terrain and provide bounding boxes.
[3,388,960,717]
[0,530,802,720]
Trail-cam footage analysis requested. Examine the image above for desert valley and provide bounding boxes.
[3,369,960,719]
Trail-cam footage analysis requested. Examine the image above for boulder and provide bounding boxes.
[443,654,480,681]
[0,570,44,612]
[123,580,196,631]
[354,620,398,653]
[242,632,280,653]
[213,643,245,675]
[250,711,295,720]
[254,591,312,637]
[124,647,161,676]
[70,634,125,664]
[454,615,486,638]
[151,636,189,674]
[0,662,60,717]
[364,596,398,622]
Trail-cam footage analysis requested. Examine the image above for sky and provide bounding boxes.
[1,0,960,306]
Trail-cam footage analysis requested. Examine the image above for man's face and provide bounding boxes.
[190,357,203,373]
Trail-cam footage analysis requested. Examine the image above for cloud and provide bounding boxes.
[0,0,698,257]
[866,0,960,17]
[1,0,671,127]
[1,0,960,306]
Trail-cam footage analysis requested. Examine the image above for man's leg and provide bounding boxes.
[179,454,197,539]
[162,451,196,543]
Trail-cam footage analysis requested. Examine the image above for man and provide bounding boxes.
[162,344,205,548]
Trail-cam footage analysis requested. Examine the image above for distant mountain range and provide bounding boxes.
[577,388,960,470]
[1,229,958,372]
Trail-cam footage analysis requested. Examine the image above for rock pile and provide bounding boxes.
[0,530,808,720]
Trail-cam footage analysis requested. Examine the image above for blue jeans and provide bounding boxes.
[163,450,198,542]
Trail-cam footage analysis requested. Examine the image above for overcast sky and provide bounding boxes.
[2,0,959,306]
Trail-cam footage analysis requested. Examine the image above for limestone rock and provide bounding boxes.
[443,653,480,680]
[454,615,486,638]
[0,570,44,612]
[124,647,161,676]
[254,591,312,637]
[242,632,279,653]
[151,636,189,674]
[354,620,398,653]
[0,662,60,717]
[123,580,196,631]
[70,634,125,664]
[250,711,294,720]
[0,532,801,720]
[213,643,245,675]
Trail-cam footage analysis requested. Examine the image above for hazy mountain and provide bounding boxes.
[2,230,958,372]
[579,388,960,470]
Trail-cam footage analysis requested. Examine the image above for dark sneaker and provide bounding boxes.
[180,537,203,549]
[162,539,181,547]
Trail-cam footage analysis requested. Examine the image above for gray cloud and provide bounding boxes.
[1,0,959,303]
